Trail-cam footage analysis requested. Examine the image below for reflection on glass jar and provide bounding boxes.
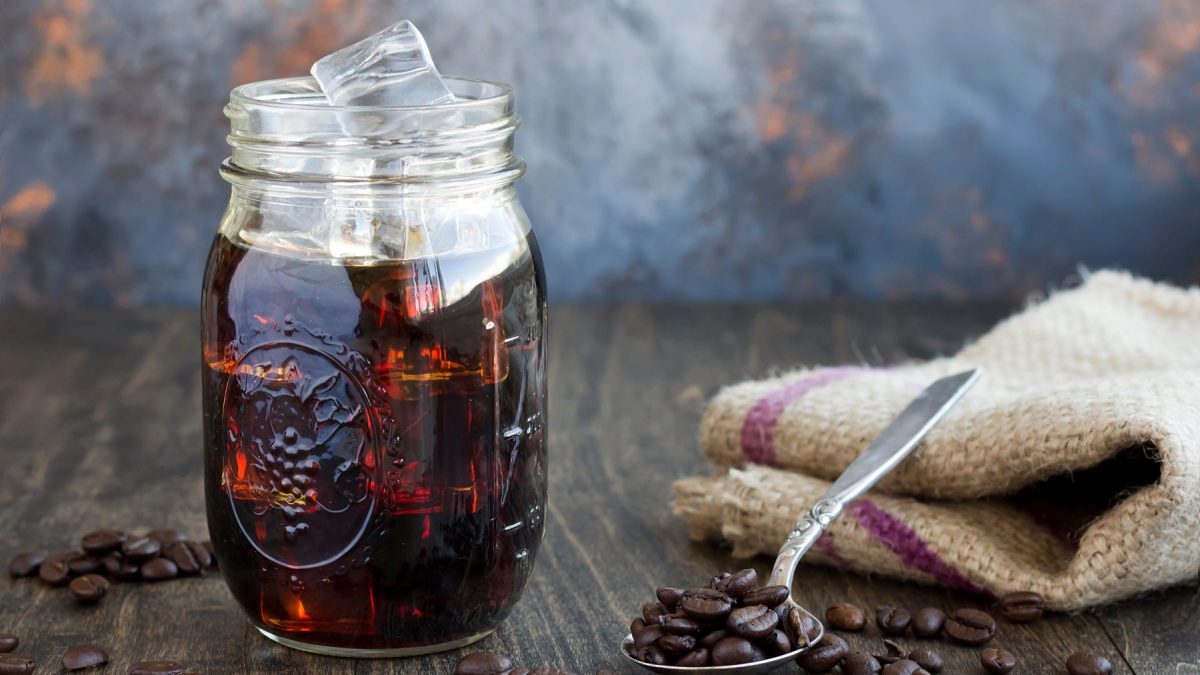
[201,77,547,657]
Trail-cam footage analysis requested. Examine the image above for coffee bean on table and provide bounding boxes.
[61,644,109,671]
[1066,652,1113,675]
[794,634,849,673]
[907,646,942,672]
[723,568,758,598]
[660,615,700,635]
[656,587,684,609]
[876,605,912,635]
[146,529,187,546]
[980,647,1017,674]
[7,552,45,578]
[878,638,907,665]
[675,649,710,667]
[68,574,109,604]
[122,536,161,563]
[455,651,514,675]
[67,556,103,575]
[825,602,867,631]
[200,541,216,566]
[680,588,733,621]
[710,636,758,666]
[80,529,125,555]
[943,608,996,645]
[185,541,214,569]
[843,652,883,675]
[997,591,1045,623]
[38,555,75,587]
[881,659,929,675]
[912,607,945,638]
[727,604,778,639]
[0,654,36,675]
[164,542,201,575]
[0,634,16,653]
[140,557,179,581]
[129,661,185,675]
[741,585,790,608]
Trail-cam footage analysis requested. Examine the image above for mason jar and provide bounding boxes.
[200,76,547,657]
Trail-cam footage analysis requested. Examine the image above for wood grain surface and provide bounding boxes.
[1,305,1197,674]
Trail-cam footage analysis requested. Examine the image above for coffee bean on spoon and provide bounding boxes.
[642,601,669,624]
[61,644,109,671]
[741,585,789,608]
[675,649,710,667]
[876,604,912,635]
[129,661,186,675]
[943,608,996,645]
[455,651,514,675]
[794,633,848,673]
[140,557,179,581]
[636,645,668,665]
[0,634,17,653]
[763,628,791,655]
[912,607,945,638]
[122,537,161,563]
[68,574,109,604]
[633,625,664,648]
[656,587,684,610]
[785,605,821,647]
[7,552,45,578]
[679,588,733,622]
[659,615,700,635]
[710,636,760,666]
[80,529,125,555]
[0,654,36,674]
[826,601,867,631]
[723,568,757,598]
[709,572,732,591]
[699,629,729,648]
[657,634,696,656]
[727,604,778,639]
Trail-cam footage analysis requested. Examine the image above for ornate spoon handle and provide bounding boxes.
[767,369,981,588]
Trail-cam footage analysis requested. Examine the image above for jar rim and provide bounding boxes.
[229,76,514,114]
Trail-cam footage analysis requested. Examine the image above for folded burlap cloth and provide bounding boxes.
[673,271,1200,610]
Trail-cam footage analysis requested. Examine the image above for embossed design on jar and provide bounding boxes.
[222,317,389,569]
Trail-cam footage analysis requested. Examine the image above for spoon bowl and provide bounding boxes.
[620,370,980,673]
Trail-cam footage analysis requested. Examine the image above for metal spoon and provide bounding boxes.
[622,369,981,674]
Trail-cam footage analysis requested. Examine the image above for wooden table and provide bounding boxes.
[1,306,1196,673]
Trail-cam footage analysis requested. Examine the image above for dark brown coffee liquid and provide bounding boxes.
[201,233,546,651]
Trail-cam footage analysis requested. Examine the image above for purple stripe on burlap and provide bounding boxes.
[814,533,851,569]
[849,500,993,598]
[740,367,866,466]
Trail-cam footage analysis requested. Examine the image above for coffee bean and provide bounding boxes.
[997,591,1044,623]
[843,652,883,675]
[980,647,1017,674]
[878,638,907,665]
[943,608,996,645]
[675,648,710,667]
[710,636,757,666]
[129,661,185,675]
[679,588,733,621]
[763,628,791,655]
[200,541,216,567]
[657,634,696,656]
[876,605,912,636]
[7,552,45,578]
[881,659,929,675]
[659,615,700,635]
[61,644,109,671]
[38,555,75,586]
[912,607,945,638]
[642,601,668,624]
[709,572,732,591]
[656,587,684,610]
[826,602,867,631]
[80,529,125,555]
[1066,652,1113,675]
[122,537,161,563]
[68,556,103,575]
[68,574,109,604]
[0,654,35,674]
[723,568,758,598]
[629,617,645,637]
[907,646,942,672]
[699,629,729,648]
[727,604,779,639]
[455,652,514,675]
[146,529,187,546]
[140,557,179,581]
[0,634,17,653]
[794,634,848,673]
[785,605,821,647]
[741,585,790,608]
[633,625,664,648]
[164,542,201,575]
[185,541,213,570]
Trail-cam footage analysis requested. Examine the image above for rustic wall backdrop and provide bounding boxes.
[1,0,1198,306]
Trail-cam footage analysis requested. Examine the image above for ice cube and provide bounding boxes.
[311,20,455,108]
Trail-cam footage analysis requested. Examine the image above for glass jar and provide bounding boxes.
[201,76,547,657]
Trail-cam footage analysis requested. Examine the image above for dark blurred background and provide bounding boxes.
[1,0,1198,306]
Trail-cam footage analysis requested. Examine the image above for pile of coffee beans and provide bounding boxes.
[0,630,196,674]
[453,650,612,675]
[624,568,820,667]
[8,528,215,605]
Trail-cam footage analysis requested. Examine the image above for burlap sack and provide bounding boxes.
[673,271,1200,610]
